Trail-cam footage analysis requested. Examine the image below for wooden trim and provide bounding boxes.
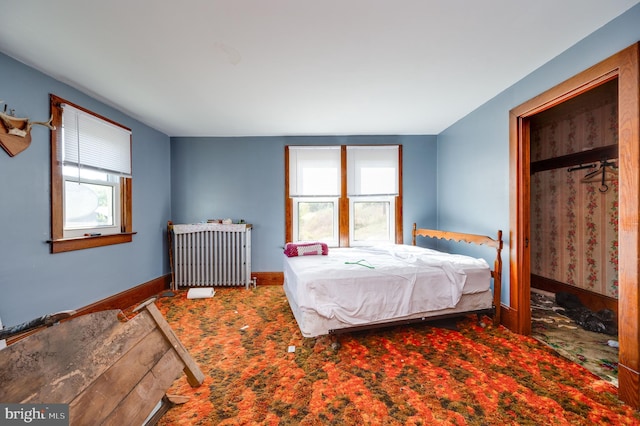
[284,146,292,243]
[339,145,349,247]
[48,94,135,253]
[121,177,133,233]
[500,304,517,330]
[510,42,640,408]
[619,365,640,409]
[74,274,171,317]
[50,232,136,253]
[617,42,640,409]
[396,145,403,244]
[50,97,64,241]
[531,274,618,317]
[252,272,284,286]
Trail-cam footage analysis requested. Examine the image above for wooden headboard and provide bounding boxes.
[411,223,503,325]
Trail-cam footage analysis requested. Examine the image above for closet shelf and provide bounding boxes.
[530,144,618,174]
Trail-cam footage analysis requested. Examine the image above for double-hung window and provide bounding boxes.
[347,145,398,246]
[288,146,341,247]
[286,144,402,247]
[49,95,134,253]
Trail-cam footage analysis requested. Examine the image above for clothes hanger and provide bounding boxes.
[580,159,617,192]
[344,259,375,269]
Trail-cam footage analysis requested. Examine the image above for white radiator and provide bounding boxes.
[170,223,253,290]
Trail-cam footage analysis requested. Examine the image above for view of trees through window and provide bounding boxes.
[353,201,390,241]
[297,202,334,241]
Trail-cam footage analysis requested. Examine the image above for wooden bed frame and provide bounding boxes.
[411,224,503,326]
[322,224,503,337]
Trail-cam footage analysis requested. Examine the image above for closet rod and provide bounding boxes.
[530,144,617,174]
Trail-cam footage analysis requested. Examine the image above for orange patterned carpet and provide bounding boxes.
[155,286,639,425]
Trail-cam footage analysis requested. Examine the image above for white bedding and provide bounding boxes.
[283,244,491,336]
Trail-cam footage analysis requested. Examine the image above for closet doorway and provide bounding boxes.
[528,79,619,384]
[508,43,640,408]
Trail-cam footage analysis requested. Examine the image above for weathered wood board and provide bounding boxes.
[0,303,204,424]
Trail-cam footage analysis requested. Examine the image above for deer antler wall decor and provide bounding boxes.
[0,101,56,157]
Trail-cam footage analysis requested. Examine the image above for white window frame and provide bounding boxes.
[349,195,396,246]
[62,173,122,238]
[292,197,339,247]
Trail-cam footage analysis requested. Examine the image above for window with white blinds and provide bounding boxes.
[347,145,398,196]
[62,104,132,176]
[288,146,341,197]
[286,144,402,247]
[49,94,135,251]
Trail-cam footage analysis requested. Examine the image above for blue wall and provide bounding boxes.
[0,53,172,326]
[436,4,640,303]
[170,135,438,271]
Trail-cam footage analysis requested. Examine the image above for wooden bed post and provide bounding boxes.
[492,230,503,326]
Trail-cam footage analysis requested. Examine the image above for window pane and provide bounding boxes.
[297,202,335,241]
[353,201,390,241]
[64,181,114,229]
[63,165,110,182]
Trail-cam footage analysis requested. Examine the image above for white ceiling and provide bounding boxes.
[0,1,638,137]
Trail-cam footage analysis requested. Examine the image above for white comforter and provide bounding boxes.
[283,244,490,325]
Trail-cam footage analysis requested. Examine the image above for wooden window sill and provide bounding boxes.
[49,232,137,253]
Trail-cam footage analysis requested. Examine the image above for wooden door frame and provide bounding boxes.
[508,42,640,408]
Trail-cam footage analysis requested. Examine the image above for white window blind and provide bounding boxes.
[62,104,132,176]
[347,145,398,196]
[289,146,341,197]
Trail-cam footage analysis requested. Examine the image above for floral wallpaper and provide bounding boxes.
[530,91,618,298]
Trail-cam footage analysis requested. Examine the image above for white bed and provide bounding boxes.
[283,225,503,338]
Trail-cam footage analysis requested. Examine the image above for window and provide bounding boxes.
[347,145,398,246]
[288,146,340,246]
[285,145,402,246]
[49,94,134,253]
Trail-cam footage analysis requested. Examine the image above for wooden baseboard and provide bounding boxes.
[75,274,171,317]
[531,274,618,316]
[252,272,284,286]
[500,304,518,331]
[74,272,282,315]
[618,363,640,408]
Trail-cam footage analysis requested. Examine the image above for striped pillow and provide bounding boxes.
[284,242,329,257]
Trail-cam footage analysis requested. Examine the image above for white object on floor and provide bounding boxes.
[187,287,215,299]
[608,340,619,348]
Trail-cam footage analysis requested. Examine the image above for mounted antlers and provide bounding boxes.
[0,102,55,137]
[0,101,56,157]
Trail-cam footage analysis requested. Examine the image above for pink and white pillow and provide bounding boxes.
[284,242,329,257]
